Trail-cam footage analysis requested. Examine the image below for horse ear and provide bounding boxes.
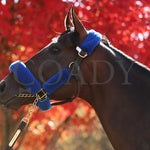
[71,7,87,44]
[64,11,73,30]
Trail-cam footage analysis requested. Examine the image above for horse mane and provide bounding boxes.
[101,34,150,76]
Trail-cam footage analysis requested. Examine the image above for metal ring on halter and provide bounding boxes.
[69,62,79,71]
[69,62,74,69]
[78,52,87,58]
[36,88,47,102]
[76,46,87,58]
[69,61,80,76]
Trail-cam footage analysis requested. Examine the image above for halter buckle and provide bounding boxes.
[76,46,87,58]
[36,89,47,101]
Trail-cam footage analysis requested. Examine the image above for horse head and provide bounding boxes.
[0,8,93,110]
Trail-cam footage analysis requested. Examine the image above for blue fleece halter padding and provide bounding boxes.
[43,69,71,95]
[9,61,71,111]
[9,61,41,94]
[9,29,102,111]
[80,29,102,56]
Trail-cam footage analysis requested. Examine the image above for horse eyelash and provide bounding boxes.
[49,46,61,55]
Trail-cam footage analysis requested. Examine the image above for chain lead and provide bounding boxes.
[5,96,39,150]
[15,93,35,98]
[22,96,39,123]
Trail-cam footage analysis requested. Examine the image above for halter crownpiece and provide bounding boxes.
[76,29,102,57]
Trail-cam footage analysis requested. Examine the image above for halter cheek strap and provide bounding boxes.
[9,29,102,111]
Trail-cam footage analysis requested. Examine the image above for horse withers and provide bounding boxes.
[0,8,150,150]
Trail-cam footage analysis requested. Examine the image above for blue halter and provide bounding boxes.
[9,30,102,111]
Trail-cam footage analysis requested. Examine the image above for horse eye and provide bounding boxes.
[51,47,61,54]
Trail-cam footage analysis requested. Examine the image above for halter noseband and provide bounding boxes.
[9,29,102,111]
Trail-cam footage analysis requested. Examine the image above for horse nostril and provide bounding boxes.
[0,80,6,93]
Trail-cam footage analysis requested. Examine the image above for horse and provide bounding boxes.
[0,8,150,150]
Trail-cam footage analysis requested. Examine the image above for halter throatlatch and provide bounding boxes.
[5,29,102,150]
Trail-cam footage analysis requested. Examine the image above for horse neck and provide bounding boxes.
[79,41,147,114]
[79,42,150,150]
[79,42,123,114]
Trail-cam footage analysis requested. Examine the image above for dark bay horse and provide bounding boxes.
[0,9,150,150]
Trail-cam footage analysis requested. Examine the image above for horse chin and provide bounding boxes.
[5,97,34,110]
